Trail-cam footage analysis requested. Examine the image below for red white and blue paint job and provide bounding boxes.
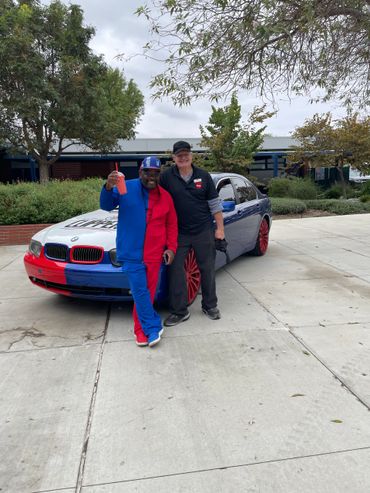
[24,173,272,303]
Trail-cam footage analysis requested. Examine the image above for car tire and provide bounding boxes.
[248,217,269,256]
[184,248,201,305]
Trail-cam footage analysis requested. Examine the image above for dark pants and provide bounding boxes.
[169,228,217,316]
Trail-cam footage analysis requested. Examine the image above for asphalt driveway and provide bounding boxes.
[1,214,370,492]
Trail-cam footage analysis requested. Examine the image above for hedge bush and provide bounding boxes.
[268,177,319,200]
[268,178,292,197]
[270,197,307,215]
[360,180,370,196]
[324,183,358,199]
[0,179,103,225]
[304,199,370,215]
[323,184,342,199]
[2,178,370,225]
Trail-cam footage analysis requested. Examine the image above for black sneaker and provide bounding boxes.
[202,307,221,320]
[164,312,190,327]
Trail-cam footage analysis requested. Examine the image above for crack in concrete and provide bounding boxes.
[225,256,370,412]
[78,445,370,489]
[222,267,284,327]
[0,340,103,355]
[6,327,46,351]
[289,330,370,413]
[0,252,24,271]
[74,304,111,493]
[1,327,105,352]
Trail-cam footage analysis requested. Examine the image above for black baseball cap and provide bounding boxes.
[173,140,191,154]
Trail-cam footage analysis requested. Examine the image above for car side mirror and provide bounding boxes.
[222,200,235,212]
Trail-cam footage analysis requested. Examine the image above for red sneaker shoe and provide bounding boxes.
[135,329,148,347]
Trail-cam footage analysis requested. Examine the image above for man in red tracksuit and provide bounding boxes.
[100,156,178,347]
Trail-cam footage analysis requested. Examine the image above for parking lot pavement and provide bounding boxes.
[1,214,370,492]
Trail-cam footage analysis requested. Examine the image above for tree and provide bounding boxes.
[137,0,370,108]
[198,93,274,174]
[291,113,370,197]
[0,0,144,182]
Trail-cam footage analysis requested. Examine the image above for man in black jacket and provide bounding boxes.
[160,140,225,326]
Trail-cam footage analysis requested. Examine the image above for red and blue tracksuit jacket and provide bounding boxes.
[100,179,178,337]
[100,179,177,264]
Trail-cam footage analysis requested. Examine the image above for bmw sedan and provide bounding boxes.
[24,173,271,304]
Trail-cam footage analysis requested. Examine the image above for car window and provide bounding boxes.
[232,177,257,203]
[217,179,236,202]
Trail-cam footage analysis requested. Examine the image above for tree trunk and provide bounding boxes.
[38,160,50,183]
[337,159,347,199]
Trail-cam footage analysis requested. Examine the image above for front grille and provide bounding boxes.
[70,246,104,264]
[44,243,68,261]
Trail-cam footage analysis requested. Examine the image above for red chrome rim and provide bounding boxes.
[184,249,201,305]
[259,219,269,254]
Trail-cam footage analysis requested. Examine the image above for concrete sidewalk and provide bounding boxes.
[1,214,370,492]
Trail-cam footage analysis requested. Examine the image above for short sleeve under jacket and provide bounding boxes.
[160,165,219,235]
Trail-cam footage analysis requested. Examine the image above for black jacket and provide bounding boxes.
[160,165,218,235]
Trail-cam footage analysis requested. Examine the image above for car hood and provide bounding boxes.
[32,209,118,249]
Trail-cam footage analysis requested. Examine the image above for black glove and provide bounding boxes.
[215,238,228,253]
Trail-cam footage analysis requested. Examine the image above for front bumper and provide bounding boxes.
[24,250,132,301]
[24,250,169,302]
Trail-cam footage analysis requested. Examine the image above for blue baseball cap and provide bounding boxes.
[141,156,161,170]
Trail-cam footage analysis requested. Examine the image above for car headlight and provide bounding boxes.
[29,240,42,257]
[109,248,121,267]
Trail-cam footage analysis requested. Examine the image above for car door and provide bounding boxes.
[216,178,244,263]
[231,176,260,253]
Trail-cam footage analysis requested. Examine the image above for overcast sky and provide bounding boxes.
[57,0,348,138]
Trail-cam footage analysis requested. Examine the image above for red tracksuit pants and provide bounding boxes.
[132,261,162,337]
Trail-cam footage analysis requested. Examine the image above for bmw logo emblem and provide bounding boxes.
[71,236,79,242]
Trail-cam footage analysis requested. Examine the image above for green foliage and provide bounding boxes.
[324,185,344,199]
[267,178,292,197]
[266,175,370,216]
[326,200,370,215]
[268,177,318,199]
[324,184,357,199]
[0,1,144,182]
[247,174,267,192]
[199,94,274,174]
[291,113,370,176]
[304,199,370,215]
[138,1,369,108]
[270,198,307,215]
[359,195,370,203]
[360,180,370,196]
[289,179,319,200]
[0,179,103,225]
[290,112,370,201]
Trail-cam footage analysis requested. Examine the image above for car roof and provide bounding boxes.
[210,172,247,179]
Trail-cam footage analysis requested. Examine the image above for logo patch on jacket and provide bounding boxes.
[194,178,203,189]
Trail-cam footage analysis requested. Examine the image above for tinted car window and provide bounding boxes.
[217,179,236,202]
[232,177,257,203]
[245,182,257,201]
